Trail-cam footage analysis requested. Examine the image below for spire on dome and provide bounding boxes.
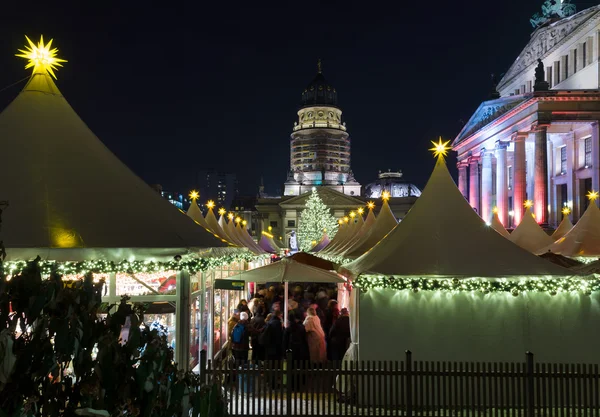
[317,58,322,74]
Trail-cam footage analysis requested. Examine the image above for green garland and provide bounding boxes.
[355,275,600,296]
[3,252,267,276]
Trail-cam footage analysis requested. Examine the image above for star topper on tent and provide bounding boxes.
[429,137,451,159]
[16,35,67,79]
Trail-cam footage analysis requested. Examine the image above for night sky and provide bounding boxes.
[0,1,597,198]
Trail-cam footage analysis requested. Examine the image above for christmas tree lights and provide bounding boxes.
[297,189,338,251]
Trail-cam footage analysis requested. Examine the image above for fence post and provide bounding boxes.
[199,349,207,385]
[406,350,412,417]
[526,351,534,417]
[286,350,293,416]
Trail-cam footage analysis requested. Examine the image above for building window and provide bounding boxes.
[565,55,569,78]
[585,137,592,167]
[560,146,567,174]
[508,166,513,189]
[546,67,552,86]
[270,221,278,229]
[554,61,561,85]
[287,220,296,227]
[574,49,578,73]
[583,42,587,67]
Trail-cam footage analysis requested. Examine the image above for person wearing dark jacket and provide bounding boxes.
[249,307,266,362]
[231,312,250,363]
[261,310,284,361]
[283,312,309,362]
[328,308,351,361]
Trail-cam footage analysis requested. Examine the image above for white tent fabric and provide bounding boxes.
[508,209,554,253]
[319,222,350,254]
[186,201,211,231]
[236,257,345,284]
[490,211,510,238]
[205,209,231,243]
[337,209,377,256]
[542,201,600,257]
[234,223,265,254]
[343,200,398,259]
[551,214,574,240]
[343,157,572,277]
[331,214,366,256]
[0,70,228,261]
[258,233,280,253]
[310,233,330,252]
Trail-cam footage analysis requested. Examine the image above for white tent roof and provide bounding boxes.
[508,209,554,253]
[551,214,574,240]
[332,213,366,256]
[343,200,398,258]
[344,157,572,277]
[319,222,350,254]
[0,70,228,261]
[236,257,345,284]
[490,211,510,238]
[234,223,265,254]
[258,233,280,253]
[205,209,231,243]
[542,201,600,257]
[310,233,330,252]
[186,200,211,231]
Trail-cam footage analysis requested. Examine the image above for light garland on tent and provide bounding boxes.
[355,275,600,296]
[3,252,267,276]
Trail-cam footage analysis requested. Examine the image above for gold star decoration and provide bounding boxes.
[492,206,499,214]
[524,200,533,209]
[235,217,242,224]
[587,190,599,201]
[343,216,349,223]
[349,211,356,218]
[16,35,67,79]
[381,190,391,201]
[338,219,344,225]
[429,137,451,159]
[227,213,234,220]
[218,208,226,216]
[562,206,571,215]
[367,201,375,210]
[357,207,364,215]
[189,190,199,201]
[206,200,215,209]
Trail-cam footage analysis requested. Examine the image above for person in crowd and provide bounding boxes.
[283,311,309,362]
[310,302,326,328]
[249,306,266,362]
[324,299,340,359]
[303,307,326,364]
[227,310,240,346]
[237,299,251,319]
[329,307,351,361]
[231,312,250,363]
[261,310,284,361]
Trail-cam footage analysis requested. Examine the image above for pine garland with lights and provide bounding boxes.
[297,189,338,251]
[355,275,600,296]
[2,252,267,276]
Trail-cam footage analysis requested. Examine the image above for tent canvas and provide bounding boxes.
[542,201,600,257]
[344,157,572,277]
[490,211,510,238]
[551,214,574,240]
[342,200,397,259]
[508,209,554,253]
[236,257,344,284]
[0,70,229,261]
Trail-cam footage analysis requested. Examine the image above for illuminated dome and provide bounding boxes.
[300,60,338,107]
[365,170,422,199]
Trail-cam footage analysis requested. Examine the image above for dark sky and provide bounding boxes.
[0,1,597,197]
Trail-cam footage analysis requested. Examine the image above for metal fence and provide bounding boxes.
[201,351,600,417]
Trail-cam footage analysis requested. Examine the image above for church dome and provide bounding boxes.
[365,170,422,199]
[301,60,338,107]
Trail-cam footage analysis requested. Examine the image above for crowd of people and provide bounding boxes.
[226,283,351,366]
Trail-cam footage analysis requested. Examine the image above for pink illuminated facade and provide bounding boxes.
[453,5,600,228]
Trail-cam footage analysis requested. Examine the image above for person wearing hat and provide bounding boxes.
[328,307,351,361]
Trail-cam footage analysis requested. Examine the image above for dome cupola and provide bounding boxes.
[301,59,338,107]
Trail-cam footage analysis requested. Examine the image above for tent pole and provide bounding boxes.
[284,281,289,328]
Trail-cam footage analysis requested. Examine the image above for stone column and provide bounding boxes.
[513,132,527,226]
[592,121,600,193]
[458,162,468,200]
[469,158,480,215]
[495,143,508,226]
[565,132,575,218]
[481,151,494,223]
[534,125,549,225]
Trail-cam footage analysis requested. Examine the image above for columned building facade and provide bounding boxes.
[453,5,600,228]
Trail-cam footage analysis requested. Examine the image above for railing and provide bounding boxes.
[200,351,600,417]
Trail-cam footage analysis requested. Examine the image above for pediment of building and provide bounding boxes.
[498,6,600,91]
[280,186,364,208]
[453,95,530,146]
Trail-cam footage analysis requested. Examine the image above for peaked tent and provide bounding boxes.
[205,209,232,243]
[186,201,212,232]
[509,209,554,253]
[319,222,350,254]
[0,67,229,261]
[344,157,572,277]
[542,201,600,257]
[237,257,344,284]
[258,233,280,253]
[343,200,398,259]
[332,214,366,256]
[490,211,510,238]
[234,223,265,254]
[551,214,574,240]
[310,233,330,252]
[338,208,377,256]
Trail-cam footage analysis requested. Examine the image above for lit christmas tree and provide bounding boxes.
[297,189,338,251]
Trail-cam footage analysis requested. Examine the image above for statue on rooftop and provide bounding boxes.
[530,0,577,28]
[534,59,550,91]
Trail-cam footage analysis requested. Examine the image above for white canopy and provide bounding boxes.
[319,222,350,254]
[236,257,345,284]
[310,233,330,252]
[0,69,228,261]
[186,200,212,232]
[344,156,572,277]
[508,209,554,253]
[542,201,600,257]
[551,214,574,240]
[258,233,280,253]
[343,200,398,258]
[490,211,510,238]
[332,213,367,256]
